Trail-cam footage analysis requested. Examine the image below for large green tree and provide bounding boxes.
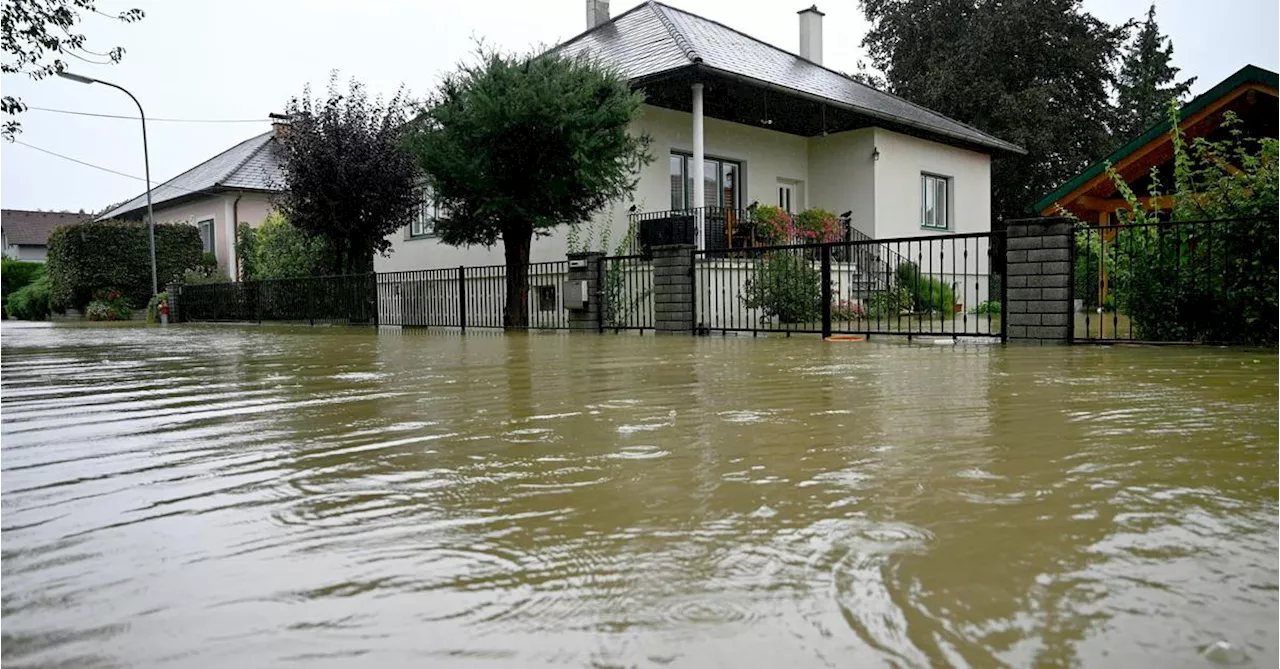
[404,47,651,328]
[1,0,143,140]
[860,0,1127,220]
[276,74,421,275]
[1113,4,1195,140]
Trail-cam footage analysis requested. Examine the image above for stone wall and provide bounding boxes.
[566,252,603,333]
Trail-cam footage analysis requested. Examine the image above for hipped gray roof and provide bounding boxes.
[98,131,283,221]
[558,1,1023,154]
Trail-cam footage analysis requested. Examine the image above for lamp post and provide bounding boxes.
[58,70,158,296]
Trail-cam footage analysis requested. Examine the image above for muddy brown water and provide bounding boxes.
[2,323,1276,668]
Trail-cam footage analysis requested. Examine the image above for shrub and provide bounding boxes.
[6,273,51,320]
[146,291,169,324]
[793,208,843,243]
[84,287,132,321]
[750,205,794,244]
[181,267,231,285]
[832,299,865,322]
[742,251,822,325]
[2,258,45,318]
[236,223,256,281]
[895,261,955,313]
[247,212,336,280]
[866,284,912,318]
[46,219,203,312]
[969,300,1001,315]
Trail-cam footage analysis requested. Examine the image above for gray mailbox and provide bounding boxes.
[563,279,589,310]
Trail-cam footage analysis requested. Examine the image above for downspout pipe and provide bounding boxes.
[231,191,243,280]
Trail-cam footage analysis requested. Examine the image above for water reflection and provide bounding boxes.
[1,323,1275,668]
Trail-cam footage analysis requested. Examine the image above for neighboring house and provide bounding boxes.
[375,0,1023,272]
[1,209,92,261]
[1036,64,1278,222]
[98,121,288,278]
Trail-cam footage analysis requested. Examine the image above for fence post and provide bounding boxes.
[166,281,182,323]
[457,266,467,332]
[1003,217,1073,344]
[653,244,695,334]
[567,251,603,333]
[308,279,315,327]
[596,257,606,333]
[371,273,379,328]
[820,245,833,338]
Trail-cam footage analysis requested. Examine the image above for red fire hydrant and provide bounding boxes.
[159,299,170,326]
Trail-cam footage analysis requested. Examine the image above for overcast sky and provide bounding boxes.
[2,0,1276,213]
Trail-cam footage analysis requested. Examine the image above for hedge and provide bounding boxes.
[47,219,204,312]
[2,258,45,318]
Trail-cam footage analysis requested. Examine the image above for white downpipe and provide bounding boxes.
[691,82,705,250]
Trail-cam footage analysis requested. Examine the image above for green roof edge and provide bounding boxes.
[1032,64,1279,214]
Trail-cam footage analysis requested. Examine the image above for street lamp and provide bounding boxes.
[58,70,158,297]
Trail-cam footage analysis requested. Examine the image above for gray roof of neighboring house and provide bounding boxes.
[2,209,92,246]
[98,131,283,221]
[558,1,1023,154]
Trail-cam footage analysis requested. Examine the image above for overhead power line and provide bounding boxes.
[11,140,204,196]
[26,106,271,123]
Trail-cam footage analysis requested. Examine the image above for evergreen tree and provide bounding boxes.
[1114,4,1195,139]
[860,0,1127,220]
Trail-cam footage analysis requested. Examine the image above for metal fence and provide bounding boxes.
[693,231,1002,339]
[628,206,869,253]
[1073,217,1276,344]
[598,254,654,331]
[375,261,570,330]
[180,274,377,325]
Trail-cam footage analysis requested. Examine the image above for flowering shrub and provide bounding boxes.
[794,208,843,243]
[750,205,794,244]
[832,299,865,322]
[85,287,133,321]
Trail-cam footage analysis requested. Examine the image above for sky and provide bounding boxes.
[2,0,1277,213]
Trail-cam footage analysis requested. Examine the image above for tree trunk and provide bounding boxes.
[503,227,533,329]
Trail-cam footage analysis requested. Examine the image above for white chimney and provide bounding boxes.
[798,5,824,65]
[587,0,610,29]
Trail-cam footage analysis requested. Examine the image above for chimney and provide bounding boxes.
[586,0,610,29]
[798,5,824,65]
[269,112,291,140]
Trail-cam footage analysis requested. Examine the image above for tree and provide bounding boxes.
[1113,4,1195,140]
[275,74,420,275]
[1,0,144,139]
[860,0,1127,220]
[404,47,651,328]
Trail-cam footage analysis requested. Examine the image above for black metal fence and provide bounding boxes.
[375,261,570,330]
[180,274,377,325]
[693,231,1003,338]
[1073,217,1276,344]
[628,206,866,254]
[598,254,654,331]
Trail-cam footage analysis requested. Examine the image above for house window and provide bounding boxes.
[197,219,216,258]
[409,186,445,238]
[535,285,557,312]
[669,152,741,210]
[921,174,950,230]
[777,183,795,213]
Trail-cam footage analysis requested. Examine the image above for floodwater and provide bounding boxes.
[2,323,1276,668]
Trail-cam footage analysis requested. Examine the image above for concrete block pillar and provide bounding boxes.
[567,251,604,332]
[653,244,695,334]
[1003,217,1074,344]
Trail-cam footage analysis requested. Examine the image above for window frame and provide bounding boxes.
[920,173,951,231]
[408,185,444,239]
[669,151,744,210]
[197,219,216,258]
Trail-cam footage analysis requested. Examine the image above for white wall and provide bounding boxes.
[806,128,876,236]
[872,128,991,238]
[7,244,48,262]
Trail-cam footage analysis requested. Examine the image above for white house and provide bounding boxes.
[375,0,1022,274]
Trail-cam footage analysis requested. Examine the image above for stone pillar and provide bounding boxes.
[166,281,182,323]
[567,251,604,332]
[653,244,695,334]
[1004,217,1073,344]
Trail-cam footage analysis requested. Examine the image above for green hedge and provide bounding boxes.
[2,258,46,318]
[6,274,51,320]
[47,219,203,312]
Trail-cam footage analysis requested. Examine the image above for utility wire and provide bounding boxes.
[26,106,271,123]
[11,140,204,196]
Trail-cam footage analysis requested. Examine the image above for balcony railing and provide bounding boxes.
[629,206,862,253]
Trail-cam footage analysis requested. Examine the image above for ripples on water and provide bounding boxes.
[2,323,1276,668]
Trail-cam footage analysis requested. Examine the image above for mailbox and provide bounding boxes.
[563,280,589,310]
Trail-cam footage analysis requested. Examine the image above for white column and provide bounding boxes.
[691,82,705,249]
